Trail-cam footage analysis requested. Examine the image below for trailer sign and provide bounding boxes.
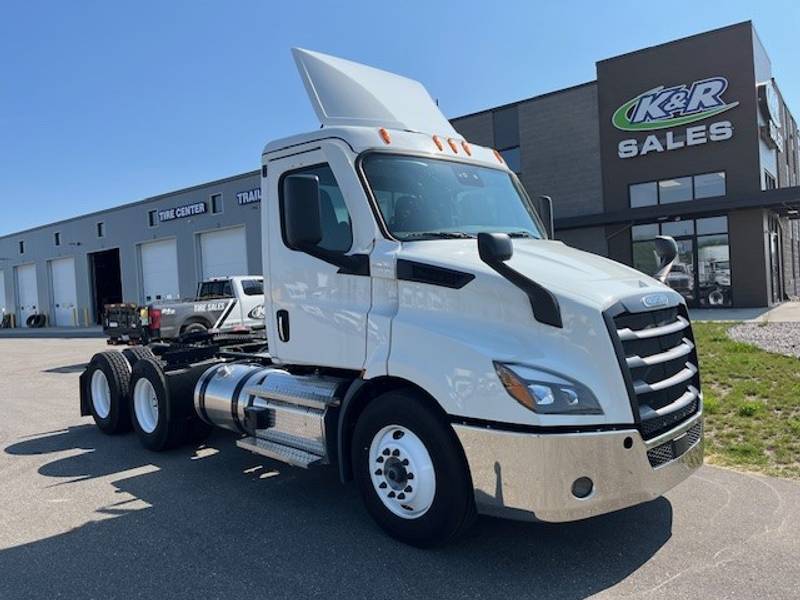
[612,76,739,132]
[237,188,261,205]
[159,201,207,222]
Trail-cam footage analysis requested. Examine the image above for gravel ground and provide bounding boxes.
[728,322,800,358]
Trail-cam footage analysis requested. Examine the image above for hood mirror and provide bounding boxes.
[477,232,562,328]
[653,235,678,283]
[478,232,513,263]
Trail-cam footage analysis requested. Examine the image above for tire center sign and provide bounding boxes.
[613,76,738,159]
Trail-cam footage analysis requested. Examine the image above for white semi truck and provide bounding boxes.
[79,49,703,546]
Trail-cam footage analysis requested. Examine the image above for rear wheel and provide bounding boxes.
[86,351,132,434]
[122,346,157,369]
[182,321,208,335]
[129,358,213,451]
[352,389,476,547]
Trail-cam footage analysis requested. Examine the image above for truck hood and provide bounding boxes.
[397,239,668,309]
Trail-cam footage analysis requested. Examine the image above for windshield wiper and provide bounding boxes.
[506,231,539,239]
[403,231,476,240]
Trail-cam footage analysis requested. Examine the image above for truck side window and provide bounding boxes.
[241,279,263,296]
[282,164,353,253]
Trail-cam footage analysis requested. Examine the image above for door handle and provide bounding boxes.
[276,310,290,342]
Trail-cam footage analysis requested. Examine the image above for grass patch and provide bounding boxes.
[694,322,800,479]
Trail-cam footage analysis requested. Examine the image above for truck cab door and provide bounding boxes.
[265,148,372,369]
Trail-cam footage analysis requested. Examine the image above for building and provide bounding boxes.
[0,171,260,327]
[1,21,799,327]
[452,21,800,308]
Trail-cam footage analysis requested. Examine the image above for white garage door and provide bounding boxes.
[0,271,6,316]
[199,227,248,280]
[140,239,179,303]
[15,264,38,327]
[50,257,78,327]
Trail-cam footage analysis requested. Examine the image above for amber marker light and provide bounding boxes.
[447,138,459,153]
[378,128,391,144]
[493,149,504,163]
[432,135,444,151]
[461,140,472,156]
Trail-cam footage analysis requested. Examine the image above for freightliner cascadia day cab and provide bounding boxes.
[79,49,703,547]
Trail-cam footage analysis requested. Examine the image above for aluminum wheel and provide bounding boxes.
[368,425,436,519]
[133,378,159,434]
[90,370,111,419]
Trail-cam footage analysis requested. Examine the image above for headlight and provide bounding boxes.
[494,362,603,415]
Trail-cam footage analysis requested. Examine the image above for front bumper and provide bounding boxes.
[454,410,703,522]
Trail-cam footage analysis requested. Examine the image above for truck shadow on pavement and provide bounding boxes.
[3,424,673,600]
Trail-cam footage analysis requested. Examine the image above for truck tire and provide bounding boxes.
[121,346,157,369]
[129,358,212,451]
[351,389,476,547]
[85,351,132,434]
[181,321,208,335]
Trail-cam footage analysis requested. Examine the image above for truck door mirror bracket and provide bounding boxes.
[477,232,563,328]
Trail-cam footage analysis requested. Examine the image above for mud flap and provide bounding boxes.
[79,367,91,416]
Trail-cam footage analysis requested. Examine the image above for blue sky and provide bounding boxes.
[2,0,798,236]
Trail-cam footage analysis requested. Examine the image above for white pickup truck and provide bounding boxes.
[80,49,703,547]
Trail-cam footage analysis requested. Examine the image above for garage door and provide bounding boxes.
[50,257,78,327]
[0,271,6,316]
[140,239,179,303]
[15,264,38,327]
[199,227,248,279]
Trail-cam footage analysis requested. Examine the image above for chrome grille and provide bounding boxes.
[606,302,701,441]
[647,421,703,468]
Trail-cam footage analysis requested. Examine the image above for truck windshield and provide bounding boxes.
[361,154,545,241]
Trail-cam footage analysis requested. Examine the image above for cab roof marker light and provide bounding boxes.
[461,140,472,156]
[378,128,392,144]
[432,135,444,151]
[447,138,459,153]
[493,149,504,164]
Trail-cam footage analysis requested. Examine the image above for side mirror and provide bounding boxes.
[478,232,513,263]
[283,175,322,249]
[653,235,679,283]
[535,195,554,239]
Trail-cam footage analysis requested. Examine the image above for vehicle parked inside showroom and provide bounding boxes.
[80,49,703,546]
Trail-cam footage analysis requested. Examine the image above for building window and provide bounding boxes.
[630,182,658,208]
[499,146,521,173]
[694,172,726,199]
[97,222,105,238]
[210,193,223,214]
[631,216,731,308]
[629,171,726,207]
[54,232,61,246]
[765,171,777,190]
[658,177,693,204]
[18,240,24,254]
[148,210,158,228]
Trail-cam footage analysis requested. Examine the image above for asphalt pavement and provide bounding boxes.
[1,338,798,600]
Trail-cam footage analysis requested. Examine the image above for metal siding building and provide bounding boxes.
[2,21,799,328]
[0,171,260,326]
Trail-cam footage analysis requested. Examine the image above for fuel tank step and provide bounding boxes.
[236,436,323,469]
